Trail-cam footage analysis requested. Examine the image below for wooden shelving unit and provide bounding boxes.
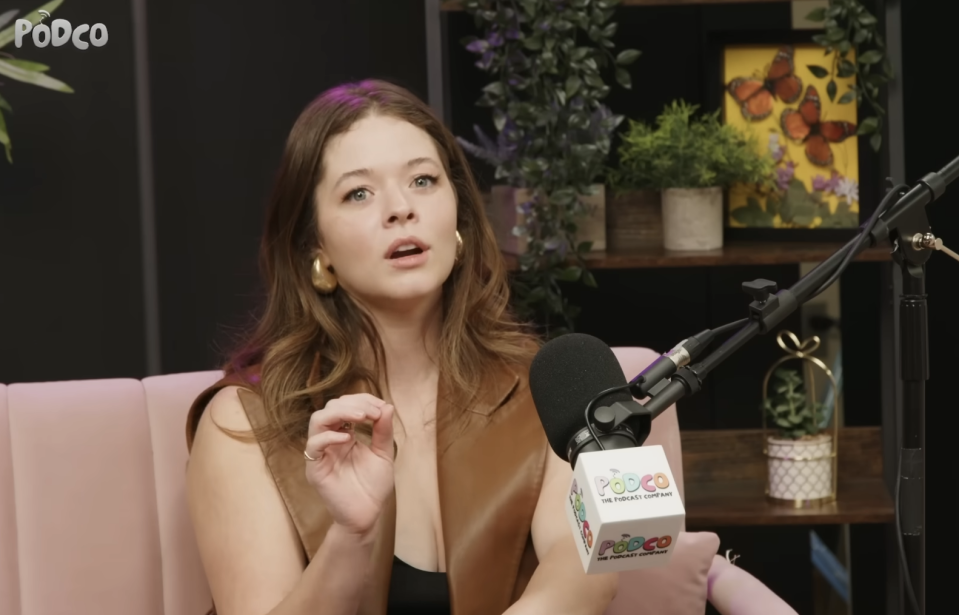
[441,0,792,9]
[680,426,894,527]
[426,1,907,608]
[502,241,891,271]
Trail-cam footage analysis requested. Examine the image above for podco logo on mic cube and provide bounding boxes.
[566,445,686,575]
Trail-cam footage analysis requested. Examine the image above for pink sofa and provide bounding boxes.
[0,371,220,615]
[0,349,796,615]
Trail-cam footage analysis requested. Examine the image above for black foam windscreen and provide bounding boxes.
[529,333,634,460]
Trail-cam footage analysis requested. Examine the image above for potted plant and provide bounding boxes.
[457,0,639,336]
[608,100,773,251]
[0,1,75,164]
[762,367,834,504]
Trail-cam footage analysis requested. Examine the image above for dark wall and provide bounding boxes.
[902,0,959,608]
[1,0,429,383]
[0,0,145,383]
[147,0,429,374]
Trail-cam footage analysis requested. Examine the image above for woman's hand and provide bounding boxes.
[304,393,395,537]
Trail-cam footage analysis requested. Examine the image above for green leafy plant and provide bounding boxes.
[805,0,893,152]
[0,1,75,163]
[457,0,639,338]
[609,100,775,192]
[763,368,826,440]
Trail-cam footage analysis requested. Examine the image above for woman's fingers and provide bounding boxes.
[369,403,395,459]
[305,430,353,461]
[309,396,383,436]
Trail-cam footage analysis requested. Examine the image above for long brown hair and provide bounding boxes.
[223,79,540,449]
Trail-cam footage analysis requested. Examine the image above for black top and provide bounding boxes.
[387,555,451,615]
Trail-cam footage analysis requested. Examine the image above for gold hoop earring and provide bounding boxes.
[455,230,464,263]
[311,254,338,294]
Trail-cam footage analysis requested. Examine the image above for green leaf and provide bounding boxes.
[766,194,781,218]
[0,59,73,92]
[555,266,582,282]
[571,47,591,61]
[0,91,11,112]
[883,58,895,79]
[857,116,879,135]
[492,108,507,132]
[858,50,883,65]
[523,36,543,51]
[826,79,837,102]
[615,68,631,90]
[858,13,878,26]
[0,108,11,163]
[582,269,597,288]
[1,59,50,72]
[870,132,882,152]
[565,75,582,98]
[838,91,856,104]
[0,9,19,31]
[826,27,846,42]
[807,64,830,78]
[584,73,604,88]
[577,241,593,253]
[837,59,856,78]
[615,49,641,66]
[0,0,64,49]
[792,208,815,227]
[483,81,505,96]
[806,7,827,21]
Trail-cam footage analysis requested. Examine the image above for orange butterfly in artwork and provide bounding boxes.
[780,85,857,167]
[726,46,804,121]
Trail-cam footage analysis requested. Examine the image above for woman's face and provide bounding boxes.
[314,114,459,311]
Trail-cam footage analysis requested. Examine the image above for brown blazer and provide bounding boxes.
[185,363,549,615]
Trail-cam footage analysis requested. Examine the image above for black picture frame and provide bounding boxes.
[703,29,880,243]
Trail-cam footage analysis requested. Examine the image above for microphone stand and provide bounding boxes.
[633,154,959,615]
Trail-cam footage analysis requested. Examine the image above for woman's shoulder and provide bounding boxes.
[186,370,262,452]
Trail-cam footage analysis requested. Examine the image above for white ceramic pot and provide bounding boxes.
[661,187,723,251]
[767,434,834,503]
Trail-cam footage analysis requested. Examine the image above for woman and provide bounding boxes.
[184,79,618,615]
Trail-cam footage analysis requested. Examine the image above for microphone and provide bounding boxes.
[530,333,686,574]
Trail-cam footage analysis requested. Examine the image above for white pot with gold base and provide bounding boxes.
[762,331,840,508]
[766,434,834,505]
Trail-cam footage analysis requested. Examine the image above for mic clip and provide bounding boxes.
[592,399,652,446]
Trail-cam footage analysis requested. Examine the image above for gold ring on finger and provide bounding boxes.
[304,450,321,462]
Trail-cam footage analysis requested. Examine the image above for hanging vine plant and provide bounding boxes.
[458,0,638,338]
[805,0,894,152]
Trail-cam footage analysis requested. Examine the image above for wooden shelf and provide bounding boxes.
[441,0,791,10]
[502,241,891,270]
[680,427,894,527]
[685,478,894,527]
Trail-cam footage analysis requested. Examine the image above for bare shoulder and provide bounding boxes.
[187,385,306,615]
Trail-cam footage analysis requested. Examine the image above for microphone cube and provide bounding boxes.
[566,445,686,574]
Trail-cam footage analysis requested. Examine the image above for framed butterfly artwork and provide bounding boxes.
[723,42,860,234]
[701,28,879,242]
